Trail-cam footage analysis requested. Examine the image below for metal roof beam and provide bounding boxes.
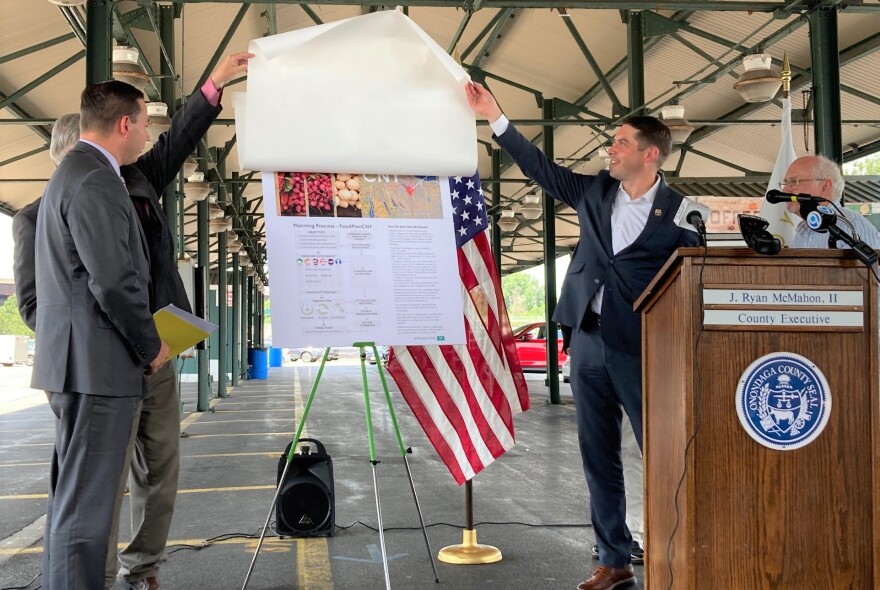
[447,9,474,54]
[470,8,516,68]
[685,29,880,148]
[168,1,810,11]
[460,9,507,61]
[300,4,324,25]
[0,92,51,143]
[0,51,84,111]
[0,146,48,168]
[192,4,251,95]
[560,16,624,114]
[0,33,76,67]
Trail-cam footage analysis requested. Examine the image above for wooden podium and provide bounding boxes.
[634,247,879,589]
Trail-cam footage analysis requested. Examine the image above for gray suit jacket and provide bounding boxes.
[32,142,160,397]
[12,198,39,330]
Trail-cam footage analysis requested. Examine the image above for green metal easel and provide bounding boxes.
[241,343,439,589]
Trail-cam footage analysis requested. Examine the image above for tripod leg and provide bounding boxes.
[241,349,330,589]
[373,346,440,583]
[357,343,392,590]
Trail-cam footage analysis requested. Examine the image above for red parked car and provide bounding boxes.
[512,322,568,371]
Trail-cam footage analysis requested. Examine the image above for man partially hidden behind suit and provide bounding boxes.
[32,80,169,590]
[467,82,699,590]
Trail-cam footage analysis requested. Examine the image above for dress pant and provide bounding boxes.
[105,361,180,585]
[621,413,644,547]
[44,392,139,590]
[569,324,643,568]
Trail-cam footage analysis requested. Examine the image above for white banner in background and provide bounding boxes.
[262,172,465,348]
[235,10,477,177]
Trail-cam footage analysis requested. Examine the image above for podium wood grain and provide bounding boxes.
[636,248,879,589]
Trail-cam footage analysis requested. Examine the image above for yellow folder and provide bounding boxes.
[153,304,217,357]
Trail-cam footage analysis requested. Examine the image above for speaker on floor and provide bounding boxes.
[276,438,334,537]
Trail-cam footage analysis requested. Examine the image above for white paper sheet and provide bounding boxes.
[262,171,465,347]
[236,10,477,177]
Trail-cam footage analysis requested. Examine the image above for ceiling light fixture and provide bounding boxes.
[496,209,519,232]
[112,46,151,91]
[182,156,198,178]
[184,171,212,202]
[146,102,171,143]
[733,54,782,103]
[519,194,543,220]
[659,104,694,145]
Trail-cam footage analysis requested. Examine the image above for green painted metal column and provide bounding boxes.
[543,98,560,405]
[247,275,255,349]
[86,1,112,84]
[159,4,179,241]
[627,11,646,116]
[491,148,502,273]
[231,251,241,387]
[217,233,228,397]
[196,197,211,411]
[238,256,248,379]
[809,3,842,163]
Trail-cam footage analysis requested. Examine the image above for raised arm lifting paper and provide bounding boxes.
[234,9,477,177]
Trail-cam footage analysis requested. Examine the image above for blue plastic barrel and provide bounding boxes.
[248,347,268,380]
[269,347,283,367]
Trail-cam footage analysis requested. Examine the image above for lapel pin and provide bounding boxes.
[654,209,662,216]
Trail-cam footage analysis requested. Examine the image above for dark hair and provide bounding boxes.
[80,80,144,135]
[621,115,672,168]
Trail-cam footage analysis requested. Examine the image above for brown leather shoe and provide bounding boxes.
[576,565,636,590]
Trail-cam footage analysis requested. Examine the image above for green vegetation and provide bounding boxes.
[844,153,880,176]
[502,272,545,325]
[0,295,33,337]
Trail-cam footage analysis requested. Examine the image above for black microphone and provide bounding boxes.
[806,206,878,266]
[738,214,781,255]
[765,189,827,204]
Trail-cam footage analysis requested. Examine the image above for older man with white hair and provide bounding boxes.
[782,154,880,249]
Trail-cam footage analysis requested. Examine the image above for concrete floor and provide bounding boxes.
[0,362,645,589]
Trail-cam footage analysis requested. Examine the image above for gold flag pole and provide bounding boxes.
[438,43,503,568]
[781,51,791,100]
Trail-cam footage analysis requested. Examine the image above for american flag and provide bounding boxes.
[386,174,530,484]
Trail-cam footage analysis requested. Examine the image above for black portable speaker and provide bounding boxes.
[276,438,334,537]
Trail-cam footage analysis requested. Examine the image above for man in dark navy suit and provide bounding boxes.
[467,82,699,590]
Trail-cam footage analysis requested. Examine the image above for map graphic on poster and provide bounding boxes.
[264,173,465,348]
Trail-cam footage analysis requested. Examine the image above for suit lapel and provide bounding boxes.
[599,182,616,256]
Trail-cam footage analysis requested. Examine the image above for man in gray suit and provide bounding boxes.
[33,80,169,590]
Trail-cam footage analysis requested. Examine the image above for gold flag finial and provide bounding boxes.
[781,51,791,98]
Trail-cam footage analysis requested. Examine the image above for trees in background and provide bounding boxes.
[0,295,33,337]
[501,272,544,323]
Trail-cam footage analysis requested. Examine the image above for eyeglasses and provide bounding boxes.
[778,177,827,189]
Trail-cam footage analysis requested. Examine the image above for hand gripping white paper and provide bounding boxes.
[236,10,477,177]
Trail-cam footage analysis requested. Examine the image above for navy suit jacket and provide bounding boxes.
[495,123,699,356]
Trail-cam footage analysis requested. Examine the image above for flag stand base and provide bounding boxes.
[437,529,503,564]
